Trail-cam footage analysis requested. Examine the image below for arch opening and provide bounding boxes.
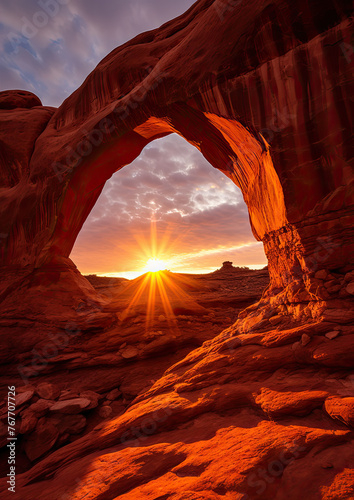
[70,134,268,279]
[68,134,273,332]
[38,108,288,291]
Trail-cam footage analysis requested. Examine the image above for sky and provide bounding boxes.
[0,0,267,278]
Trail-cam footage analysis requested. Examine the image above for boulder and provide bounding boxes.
[79,391,100,409]
[49,398,91,414]
[28,399,55,416]
[121,346,139,359]
[99,405,113,419]
[301,333,311,346]
[59,390,80,400]
[35,383,61,400]
[106,388,122,401]
[325,397,354,427]
[15,390,35,407]
[19,411,38,435]
[23,417,59,461]
[315,270,328,280]
[325,331,340,340]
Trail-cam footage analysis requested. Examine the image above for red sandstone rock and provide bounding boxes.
[0,422,7,448]
[28,399,55,416]
[19,411,38,435]
[49,398,91,414]
[325,397,354,428]
[35,383,61,401]
[120,345,139,359]
[0,0,353,310]
[325,330,340,339]
[79,391,101,409]
[59,390,80,400]
[23,417,59,461]
[15,390,34,407]
[0,0,353,499]
[106,388,122,401]
[98,405,113,419]
[0,90,42,110]
[48,414,87,435]
[253,388,329,417]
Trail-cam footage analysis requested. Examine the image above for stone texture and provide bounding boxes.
[98,405,113,419]
[49,398,91,414]
[301,333,311,346]
[0,90,42,110]
[48,414,87,435]
[120,346,139,359]
[325,330,340,339]
[0,422,8,448]
[325,397,354,428]
[106,388,122,401]
[0,315,353,497]
[28,399,55,416]
[322,309,354,323]
[0,1,353,499]
[35,383,60,401]
[79,391,100,409]
[19,412,38,435]
[15,390,34,407]
[315,270,328,280]
[59,390,80,401]
[23,417,59,462]
[253,388,329,417]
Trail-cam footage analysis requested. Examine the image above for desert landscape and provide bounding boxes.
[0,264,269,469]
[0,0,353,498]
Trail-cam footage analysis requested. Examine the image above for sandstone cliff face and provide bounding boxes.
[0,0,353,498]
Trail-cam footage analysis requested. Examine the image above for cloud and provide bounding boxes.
[0,0,196,106]
[71,134,267,275]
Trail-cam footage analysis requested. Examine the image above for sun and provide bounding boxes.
[145,258,166,273]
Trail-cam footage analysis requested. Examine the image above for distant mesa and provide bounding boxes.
[212,261,254,275]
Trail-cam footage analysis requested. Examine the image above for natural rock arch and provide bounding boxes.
[0,0,353,319]
[37,112,286,271]
[0,2,354,499]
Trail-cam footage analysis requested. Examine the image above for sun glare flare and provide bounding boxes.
[115,211,202,332]
[145,258,167,273]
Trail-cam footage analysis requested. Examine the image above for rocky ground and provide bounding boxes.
[0,265,353,498]
[0,265,269,481]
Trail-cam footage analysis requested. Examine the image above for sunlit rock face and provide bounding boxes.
[0,2,353,498]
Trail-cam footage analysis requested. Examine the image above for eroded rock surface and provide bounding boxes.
[0,0,353,319]
[0,0,353,498]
